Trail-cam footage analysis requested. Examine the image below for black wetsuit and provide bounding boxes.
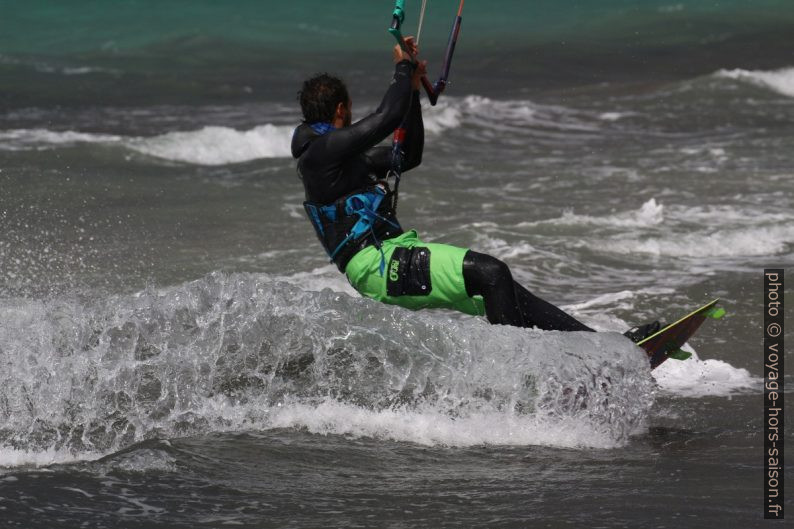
[292,60,593,333]
[291,60,422,271]
[463,251,593,331]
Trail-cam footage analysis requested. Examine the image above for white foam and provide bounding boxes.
[0,447,104,469]
[563,199,794,259]
[525,198,664,229]
[275,265,359,296]
[422,104,462,133]
[470,234,539,260]
[668,204,793,225]
[561,287,673,335]
[564,290,639,313]
[598,112,632,121]
[653,346,760,397]
[269,398,620,449]
[457,95,539,121]
[0,124,294,163]
[425,95,612,138]
[0,128,121,151]
[0,94,614,163]
[716,67,794,98]
[127,124,294,164]
[601,223,794,258]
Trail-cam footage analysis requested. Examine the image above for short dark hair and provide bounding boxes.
[297,73,350,123]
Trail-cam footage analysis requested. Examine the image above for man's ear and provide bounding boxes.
[335,102,347,119]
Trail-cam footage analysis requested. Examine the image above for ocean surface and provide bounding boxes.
[1,1,792,527]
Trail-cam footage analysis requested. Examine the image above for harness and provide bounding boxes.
[304,182,401,275]
[301,121,406,275]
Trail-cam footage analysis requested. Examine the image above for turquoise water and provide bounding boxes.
[3,0,792,53]
[2,0,793,106]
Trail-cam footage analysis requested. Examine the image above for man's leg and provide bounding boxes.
[513,281,594,332]
[460,251,524,326]
[463,251,594,332]
[346,233,592,330]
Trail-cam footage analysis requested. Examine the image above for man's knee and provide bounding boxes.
[463,251,513,295]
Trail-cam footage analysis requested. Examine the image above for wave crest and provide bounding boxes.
[0,272,654,464]
[127,124,294,164]
[716,67,794,98]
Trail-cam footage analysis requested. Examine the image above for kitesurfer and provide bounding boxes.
[292,37,657,338]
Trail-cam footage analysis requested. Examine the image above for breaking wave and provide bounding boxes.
[127,125,294,164]
[542,199,794,260]
[524,198,665,229]
[0,95,622,164]
[0,125,294,164]
[715,67,794,98]
[0,107,460,164]
[4,64,791,167]
[0,128,122,150]
[0,272,655,466]
[599,224,794,258]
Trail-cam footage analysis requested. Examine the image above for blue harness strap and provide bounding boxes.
[304,204,326,239]
[300,123,399,273]
[304,186,400,275]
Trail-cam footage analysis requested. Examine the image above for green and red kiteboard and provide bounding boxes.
[636,299,726,370]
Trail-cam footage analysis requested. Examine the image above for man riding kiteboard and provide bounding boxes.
[291,1,659,340]
[292,36,628,333]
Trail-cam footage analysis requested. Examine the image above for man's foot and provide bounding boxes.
[623,320,661,343]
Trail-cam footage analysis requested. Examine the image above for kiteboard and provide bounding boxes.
[636,299,725,370]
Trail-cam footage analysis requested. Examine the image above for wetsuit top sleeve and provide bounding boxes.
[304,61,415,172]
[296,61,423,204]
[363,89,424,175]
[400,89,424,172]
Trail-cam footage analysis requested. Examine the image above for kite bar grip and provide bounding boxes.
[389,9,438,104]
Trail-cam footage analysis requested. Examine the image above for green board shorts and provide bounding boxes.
[344,230,486,316]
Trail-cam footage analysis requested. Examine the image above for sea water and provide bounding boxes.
[0,1,790,527]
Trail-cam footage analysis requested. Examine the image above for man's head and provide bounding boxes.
[298,73,351,127]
